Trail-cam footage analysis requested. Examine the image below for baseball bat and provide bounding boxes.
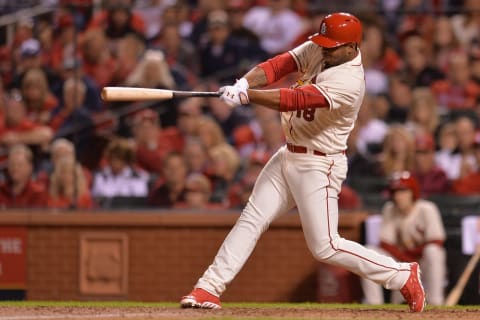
[101,87,221,101]
[445,246,480,306]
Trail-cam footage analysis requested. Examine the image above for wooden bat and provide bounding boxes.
[101,87,221,101]
[445,246,480,306]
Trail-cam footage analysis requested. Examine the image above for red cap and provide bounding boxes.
[309,12,362,48]
[389,171,420,200]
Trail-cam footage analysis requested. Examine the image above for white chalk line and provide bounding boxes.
[0,312,178,320]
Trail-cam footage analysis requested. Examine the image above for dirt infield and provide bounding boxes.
[0,306,480,320]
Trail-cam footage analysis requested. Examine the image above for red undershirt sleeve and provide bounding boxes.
[257,52,298,84]
[278,84,330,112]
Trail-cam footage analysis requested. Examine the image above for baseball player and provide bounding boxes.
[361,172,446,306]
[180,12,426,312]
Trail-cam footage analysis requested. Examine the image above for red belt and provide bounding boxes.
[286,143,345,156]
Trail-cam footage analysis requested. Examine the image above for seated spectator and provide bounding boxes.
[10,38,60,91]
[124,49,175,90]
[243,0,305,55]
[226,0,268,65]
[361,172,446,306]
[130,108,183,175]
[199,10,252,84]
[124,49,178,127]
[208,143,242,205]
[379,125,416,177]
[227,104,272,154]
[430,50,479,111]
[56,58,103,113]
[352,93,388,161]
[0,91,53,151]
[115,33,146,84]
[49,77,95,158]
[37,138,93,188]
[471,45,480,85]
[227,150,268,209]
[47,13,76,74]
[175,173,222,210]
[195,115,228,151]
[47,157,94,209]
[150,22,201,85]
[450,0,480,49]
[405,88,440,135]
[0,144,47,208]
[88,0,146,44]
[148,151,188,207]
[80,28,120,88]
[435,121,457,161]
[361,16,401,97]
[183,138,209,175]
[92,138,149,199]
[451,136,480,195]
[20,67,59,124]
[384,71,413,123]
[432,16,461,74]
[176,97,204,141]
[436,115,477,180]
[0,46,12,87]
[400,33,444,88]
[412,132,449,196]
[135,0,177,41]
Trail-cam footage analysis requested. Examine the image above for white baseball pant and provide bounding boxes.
[196,146,411,296]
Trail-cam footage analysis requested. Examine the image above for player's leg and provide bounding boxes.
[285,153,424,311]
[181,147,295,308]
[419,244,446,305]
[360,245,387,305]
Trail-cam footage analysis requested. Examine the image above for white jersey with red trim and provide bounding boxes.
[380,199,446,250]
[282,41,365,154]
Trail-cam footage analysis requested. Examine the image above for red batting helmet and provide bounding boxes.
[389,171,420,200]
[309,12,362,48]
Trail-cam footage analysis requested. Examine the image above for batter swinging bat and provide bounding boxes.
[445,246,480,306]
[101,87,221,101]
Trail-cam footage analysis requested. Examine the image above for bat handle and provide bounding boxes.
[172,91,221,98]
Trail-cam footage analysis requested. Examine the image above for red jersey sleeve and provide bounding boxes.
[257,52,298,85]
[278,85,329,112]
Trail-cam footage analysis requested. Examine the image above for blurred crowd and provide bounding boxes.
[0,0,479,211]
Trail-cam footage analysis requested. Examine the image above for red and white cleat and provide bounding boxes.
[180,288,222,309]
[400,262,426,312]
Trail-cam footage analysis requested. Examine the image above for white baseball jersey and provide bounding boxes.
[283,41,365,154]
[380,199,446,250]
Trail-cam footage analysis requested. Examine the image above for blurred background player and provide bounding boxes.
[361,172,446,306]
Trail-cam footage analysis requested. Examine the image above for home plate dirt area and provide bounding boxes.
[0,306,479,320]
